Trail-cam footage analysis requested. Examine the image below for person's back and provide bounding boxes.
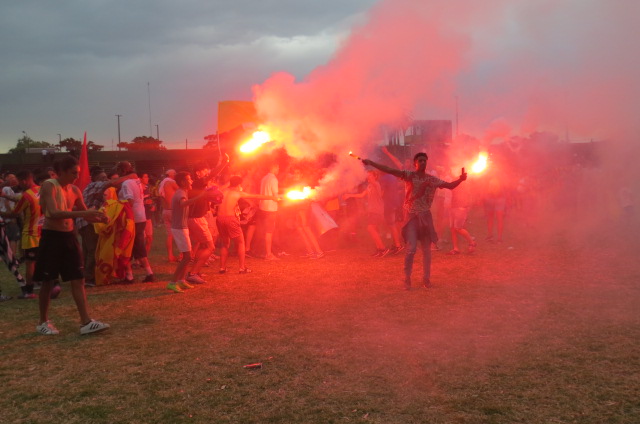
[218,189,242,217]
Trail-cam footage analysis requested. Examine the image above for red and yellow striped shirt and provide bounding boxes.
[13,186,42,249]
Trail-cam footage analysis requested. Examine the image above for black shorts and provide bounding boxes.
[34,229,83,282]
[258,210,277,233]
[24,247,39,261]
[132,222,148,259]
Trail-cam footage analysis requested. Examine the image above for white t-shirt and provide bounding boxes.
[119,178,146,223]
[0,186,16,213]
[259,173,278,212]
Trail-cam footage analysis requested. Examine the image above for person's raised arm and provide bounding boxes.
[381,146,403,169]
[361,159,404,178]
[439,169,468,190]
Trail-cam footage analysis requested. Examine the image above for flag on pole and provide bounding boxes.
[77,132,91,191]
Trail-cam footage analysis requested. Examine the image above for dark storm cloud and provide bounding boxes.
[0,0,376,149]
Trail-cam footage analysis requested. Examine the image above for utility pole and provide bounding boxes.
[115,114,122,151]
[57,134,61,143]
[185,138,188,150]
[455,95,459,137]
[147,82,152,137]
[155,124,159,141]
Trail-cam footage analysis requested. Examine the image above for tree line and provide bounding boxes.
[8,135,167,154]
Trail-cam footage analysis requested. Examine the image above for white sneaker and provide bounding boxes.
[186,273,206,284]
[36,320,60,335]
[80,319,110,335]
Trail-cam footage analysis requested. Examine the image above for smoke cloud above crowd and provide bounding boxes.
[252,0,640,196]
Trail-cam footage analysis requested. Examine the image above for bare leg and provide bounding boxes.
[172,251,191,282]
[486,210,495,239]
[219,240,230,269]
[265,232,274,257]
[166,233,177,261]
[302,225,322,253]
[70,279,91,324]
[245,225,256,252]
[450,227,459,251]
[38,280,53,324]
[236,235,246,269]
[191,240,213,275]
[367,224,385,250]
[296,226,313,253]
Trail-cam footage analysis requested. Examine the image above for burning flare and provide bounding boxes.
[471,152,489,174]
[239,131,272,153]
[286,186,314,200]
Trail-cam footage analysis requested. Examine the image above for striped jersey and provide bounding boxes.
[13,186,42,249]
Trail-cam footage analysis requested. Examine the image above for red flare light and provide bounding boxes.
[239,131,272,154]
[471,152,489,174]
[286,186,314,200]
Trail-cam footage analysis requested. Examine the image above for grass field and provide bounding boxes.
[1,215,639,423]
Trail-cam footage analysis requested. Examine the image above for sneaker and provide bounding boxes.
[36,320,59,335]
[0,294,12,302]
[239,268,252,274]
[423,279,433,288]
[177,281,194,290]
[371,249,384,257]
[119,277,136,285]
[311,251,325,259]
[379,248,391,258]
[84,280,96,288]
[244,251,256,259]
[209,253,220,261]
[219,268,227,274]
[166,282,184,293]
[431,243,440,251]
[18,293,37,299]
[141,274,155,283]
[447,249,461,255]
[468,241,477,253]
[277,251,291,257]
[50,285,62,299]
[80,319,110,335]
[264,255,280,261]
[186,273,206,284]
[393,245,405,255]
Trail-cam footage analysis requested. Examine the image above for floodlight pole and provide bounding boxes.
[116,114,122,151]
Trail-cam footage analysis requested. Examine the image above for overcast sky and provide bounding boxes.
[0,0,376,151]
[2,0,638,155]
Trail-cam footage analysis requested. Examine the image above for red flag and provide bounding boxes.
[77,132,90,190]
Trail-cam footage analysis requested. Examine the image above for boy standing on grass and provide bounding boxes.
[167,171,214,293]
[35,156,111,335]
[217,176,280,274]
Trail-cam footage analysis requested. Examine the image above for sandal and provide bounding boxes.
[239,268,252,274]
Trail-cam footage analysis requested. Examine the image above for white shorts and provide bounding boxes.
[171,228,191,253]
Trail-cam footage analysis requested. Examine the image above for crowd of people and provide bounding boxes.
[1,140,622,335]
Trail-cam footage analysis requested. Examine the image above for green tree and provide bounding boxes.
[117,136,166,151]
[8,136,55,154]
[57,137,104,152]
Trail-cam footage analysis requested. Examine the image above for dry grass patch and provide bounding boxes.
[1,222,639,423]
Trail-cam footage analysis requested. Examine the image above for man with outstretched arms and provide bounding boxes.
[362,152,467,290]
